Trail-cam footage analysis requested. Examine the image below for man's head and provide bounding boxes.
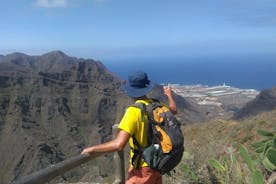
[122,70,155,98]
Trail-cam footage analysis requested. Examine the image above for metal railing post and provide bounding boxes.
[112,124,125,184]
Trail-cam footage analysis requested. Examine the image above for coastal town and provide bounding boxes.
[170,83,260,119]
[170,83,259,106]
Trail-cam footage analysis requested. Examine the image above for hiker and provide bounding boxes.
[81,70,178,184]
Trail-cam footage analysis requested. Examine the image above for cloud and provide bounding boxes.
[33,0,68,8]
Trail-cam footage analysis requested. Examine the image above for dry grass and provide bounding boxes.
[167,110,276,183]
[184,110,276,162]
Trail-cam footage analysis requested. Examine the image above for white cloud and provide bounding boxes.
[33,0,68,8]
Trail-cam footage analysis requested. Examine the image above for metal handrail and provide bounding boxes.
[12,153,102,184]
[13,124,125,184]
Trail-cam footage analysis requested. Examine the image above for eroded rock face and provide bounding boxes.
[234,87,276,119]
[0,51,127,183]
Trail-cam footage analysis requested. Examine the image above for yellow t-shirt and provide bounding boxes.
[118,99,151,168]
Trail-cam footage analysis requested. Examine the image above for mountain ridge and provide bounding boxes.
[234,87,276,119]
[0,51,125,183]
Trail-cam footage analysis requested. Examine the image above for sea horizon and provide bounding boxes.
[103,54,276,91]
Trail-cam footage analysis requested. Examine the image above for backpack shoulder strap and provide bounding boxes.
[131,99,161,123]
[130,102,147,122]
[129,102,148,169]
[146,99,164,123]
[131,136,144,169]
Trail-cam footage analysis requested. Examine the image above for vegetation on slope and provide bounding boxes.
[166,110,276,184]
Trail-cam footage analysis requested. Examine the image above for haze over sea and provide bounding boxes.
[104,54,276,91]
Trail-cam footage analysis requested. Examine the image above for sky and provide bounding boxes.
[0,0,276,62]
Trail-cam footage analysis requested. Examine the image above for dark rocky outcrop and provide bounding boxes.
[0,51,126,183]
[233,87,276,119]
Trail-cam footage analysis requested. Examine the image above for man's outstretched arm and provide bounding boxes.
[81,130,130,154]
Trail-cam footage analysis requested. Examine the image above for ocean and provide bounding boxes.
[103,54,276,90]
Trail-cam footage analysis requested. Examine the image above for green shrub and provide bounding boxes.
[252,129,276,172]
[240,145,265,184]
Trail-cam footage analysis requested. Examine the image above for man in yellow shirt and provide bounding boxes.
[82,70,177,184]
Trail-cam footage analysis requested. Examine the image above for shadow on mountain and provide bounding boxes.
[233,87,276,120]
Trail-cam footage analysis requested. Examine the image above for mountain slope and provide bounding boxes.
[234,87,276,119]
[175,110,276,183]
[0,51,125,183]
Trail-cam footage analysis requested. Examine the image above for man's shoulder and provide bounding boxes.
[125,105,143,115]
[134,98,163,105]
[135,99,151,105]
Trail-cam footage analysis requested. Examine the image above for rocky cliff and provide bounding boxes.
[234,87,276,119]
[0,51,129,183]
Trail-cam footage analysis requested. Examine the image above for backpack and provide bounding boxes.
[130,99,184,174]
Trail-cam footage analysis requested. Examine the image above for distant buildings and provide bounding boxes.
[170,84,259,106]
